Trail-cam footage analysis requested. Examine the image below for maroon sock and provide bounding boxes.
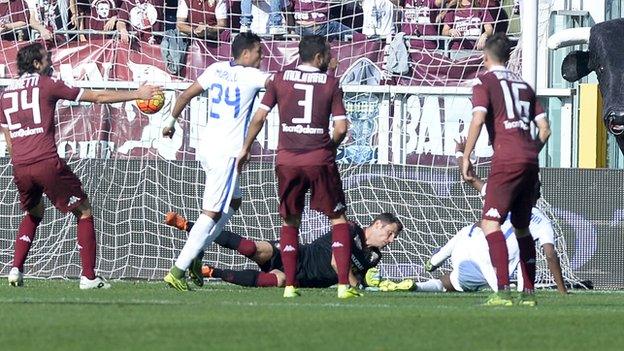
[280,225,299,287]
[517,235,536,292]
[238,238,257,258]
[77,216,97,280]
[13,214,42,271]
[256,272,279,287]
[485,230,510,290]
[331,223,352,285]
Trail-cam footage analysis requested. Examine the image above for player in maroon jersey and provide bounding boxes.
[461,33,551,306]
[0,43,160,289]
[238,35,359,299]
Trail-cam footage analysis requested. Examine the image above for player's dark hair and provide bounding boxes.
[17,43,46,76]
[231,32,262,59]
[373,213,403,234]
[299,35,328,63]
[484,33,512,63]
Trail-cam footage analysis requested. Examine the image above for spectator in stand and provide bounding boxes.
[361,0,396,38]
[401,0,448,50]
[176,0,227,41]
[0,0,32,41]
[240,0,287,35]
[116,0,165,44]
[442,0,493,50]
[77,0,120,41]
[26,0,75,43]
[476,0,507,33]
[290,0,353,41]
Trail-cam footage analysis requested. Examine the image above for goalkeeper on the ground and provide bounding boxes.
[165,212,402,289]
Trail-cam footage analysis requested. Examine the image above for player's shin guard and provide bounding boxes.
[485,230,510,290]
[12,214,42,271]
[280,226,299,287]
[77,216,97,280]
[331,223,352,285]
[214,230,257,258]
[517,235,536,293]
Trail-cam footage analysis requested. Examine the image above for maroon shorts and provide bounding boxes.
[12,157,88,213]
[275,163,347,219]
[482,163,539,228]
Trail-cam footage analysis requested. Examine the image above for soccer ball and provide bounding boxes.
[136,91,166,114]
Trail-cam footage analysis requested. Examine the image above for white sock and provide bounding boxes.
[174,214,216,270]
[202,205,237,251]
[416,279,445,292]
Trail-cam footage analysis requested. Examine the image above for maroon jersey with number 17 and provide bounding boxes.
[471,66,546,167]
[0,73,83,166]
[259,65,347,166]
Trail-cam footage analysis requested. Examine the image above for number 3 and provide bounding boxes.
[292,83,314,124]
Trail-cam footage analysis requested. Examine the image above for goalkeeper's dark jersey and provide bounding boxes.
[296,222,382,288]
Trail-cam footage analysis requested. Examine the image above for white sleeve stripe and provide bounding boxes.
[472,106,487,113]
[75,89,85,102]
[332,115,347,120]
[535,113,547,121]
[259,104,272,111]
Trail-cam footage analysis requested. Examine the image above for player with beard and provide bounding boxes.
[164,212,402,289]
[238,35,356,298]
[0,43,160,289]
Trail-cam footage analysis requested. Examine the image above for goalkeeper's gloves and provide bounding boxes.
[379,279,416,292]
[424,259,441,273]
[364,267,382,287]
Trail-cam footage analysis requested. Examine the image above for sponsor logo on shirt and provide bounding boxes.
[9,127,44,138]
[281,124,324,134]
[485,207,501,219]
[503,119,530,131]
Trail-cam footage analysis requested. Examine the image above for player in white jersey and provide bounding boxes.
[161,33,269,291]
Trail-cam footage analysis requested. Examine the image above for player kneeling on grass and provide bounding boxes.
[165,212,402,289]
[0,43,161,289]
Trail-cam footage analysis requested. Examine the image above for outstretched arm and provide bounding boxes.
[80,84,160,104]
[237,108,269,172]
[542,243,568,294]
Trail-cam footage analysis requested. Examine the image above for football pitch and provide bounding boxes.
[1,281,623,351]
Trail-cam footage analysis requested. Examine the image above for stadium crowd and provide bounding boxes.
[0,0,519,54]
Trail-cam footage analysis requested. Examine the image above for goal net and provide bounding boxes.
[0,0,583,288]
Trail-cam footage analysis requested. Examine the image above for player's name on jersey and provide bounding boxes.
[6,75,40,91]
[215,68,241,83]
[283,70,327,84]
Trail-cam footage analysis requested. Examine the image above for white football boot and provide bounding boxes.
[8,267,23,287]
[79,276,111,290]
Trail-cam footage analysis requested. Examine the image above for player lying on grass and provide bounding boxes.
[165,212,402,288]
[453,137,567,294]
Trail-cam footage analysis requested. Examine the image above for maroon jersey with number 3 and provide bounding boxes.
[0,73,83,166]
[259,65,347,166]
[471,66,546,167]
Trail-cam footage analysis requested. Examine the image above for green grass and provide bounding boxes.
[1,281,623,351]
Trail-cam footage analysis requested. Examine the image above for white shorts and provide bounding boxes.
[450,260,489,292]
[449,236,491,292]
[198,154,241,212]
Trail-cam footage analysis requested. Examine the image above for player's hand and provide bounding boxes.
[162,126,175,139]
[461,156,475,182]
[236,150,251,173]
[193,24,208,37]
[136,83,162,100]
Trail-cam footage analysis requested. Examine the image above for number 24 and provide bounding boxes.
[209,83,240,119]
